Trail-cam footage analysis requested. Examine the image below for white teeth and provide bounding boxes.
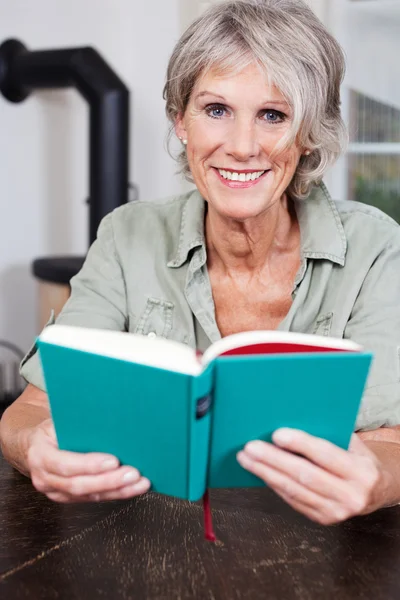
[218,169,266,182]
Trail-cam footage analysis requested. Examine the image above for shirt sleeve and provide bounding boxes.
[344,232,400,431]
[20,212,128,392]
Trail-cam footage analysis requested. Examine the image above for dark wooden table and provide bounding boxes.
[2,449,400,600]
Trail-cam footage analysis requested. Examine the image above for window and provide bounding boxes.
[325,0,400,222]
[348,91,400,222]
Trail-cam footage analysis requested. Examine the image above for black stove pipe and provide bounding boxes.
[0,38,130,245]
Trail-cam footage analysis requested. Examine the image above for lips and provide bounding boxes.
[213,167,270,188]
[217,168,267,182]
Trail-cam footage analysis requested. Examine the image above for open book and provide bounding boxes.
[37,326,372,503]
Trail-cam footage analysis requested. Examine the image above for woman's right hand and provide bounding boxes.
[26,418,151,503]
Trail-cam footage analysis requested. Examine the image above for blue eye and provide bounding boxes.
[263,110,285,124]
[206,104,226,119]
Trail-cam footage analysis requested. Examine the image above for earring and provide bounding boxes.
[304,150,311,156]
[179,137,187,145]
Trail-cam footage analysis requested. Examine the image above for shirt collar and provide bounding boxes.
[294,182,347,266]
[167,189,205,268]
[167,182,347,269]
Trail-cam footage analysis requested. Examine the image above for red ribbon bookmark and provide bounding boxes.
[202,489,216,542]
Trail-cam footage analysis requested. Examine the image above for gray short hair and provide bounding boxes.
[163,0,347,199]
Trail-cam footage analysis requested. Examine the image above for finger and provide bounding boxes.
[42,465,142,497]
[46,492,72,503]
[271,428,360,479]
[41,446,121,477]
[278,491,341,526]
[45,491,96,504]
[241,441,351,504]
[237,452,352,524]
[237,450,339,511]
[46,477,151,504]
[88,477,151,502]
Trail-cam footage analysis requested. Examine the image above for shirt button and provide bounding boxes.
[147,331,157,339]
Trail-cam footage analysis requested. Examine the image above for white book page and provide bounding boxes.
[40,325,202,376]
[201,330,362,366]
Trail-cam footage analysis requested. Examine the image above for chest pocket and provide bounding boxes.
[135,297,174,338]
[312,312,333,337]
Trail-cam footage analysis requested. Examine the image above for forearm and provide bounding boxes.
[363,439,400,510]
[0,385,50,477]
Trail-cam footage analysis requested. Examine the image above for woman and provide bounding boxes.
[1,0,400,525]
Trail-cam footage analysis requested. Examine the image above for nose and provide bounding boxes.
[224,117,259,162]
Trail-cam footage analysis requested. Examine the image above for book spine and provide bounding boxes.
[187,363,215,502]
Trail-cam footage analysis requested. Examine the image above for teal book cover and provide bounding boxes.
[37,326,373,502]
[208,352,372,489]
[38,341,213,501]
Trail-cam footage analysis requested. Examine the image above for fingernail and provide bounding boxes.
[101,458,119,471]
[133,477,151,491]
[244,440,266,459]
[122,470,139,483]
[273,428,294,445]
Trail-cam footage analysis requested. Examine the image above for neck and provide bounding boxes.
[205,195,299,275]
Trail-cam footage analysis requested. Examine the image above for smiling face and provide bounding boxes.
[175,62,303,222]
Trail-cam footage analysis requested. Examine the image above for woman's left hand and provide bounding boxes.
[237,428,391,525]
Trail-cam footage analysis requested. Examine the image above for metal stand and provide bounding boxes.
[0,39,131,327]
[0,38,130,244]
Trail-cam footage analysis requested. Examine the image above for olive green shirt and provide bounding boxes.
[20,183,400,431]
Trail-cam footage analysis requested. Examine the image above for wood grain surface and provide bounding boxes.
[1,448,400,599]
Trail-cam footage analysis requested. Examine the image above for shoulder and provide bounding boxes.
[334,199,400,247]
[95,190,204,266]
[110,191,192,229]
[97,190,196,243]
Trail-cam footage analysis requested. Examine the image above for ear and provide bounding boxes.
[174,113,187,142]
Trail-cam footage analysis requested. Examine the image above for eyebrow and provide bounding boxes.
[194,91,289,106]
[195,91,226,101]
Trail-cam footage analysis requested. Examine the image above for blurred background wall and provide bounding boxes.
[0,0,181,353]
[0,0,399,356]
